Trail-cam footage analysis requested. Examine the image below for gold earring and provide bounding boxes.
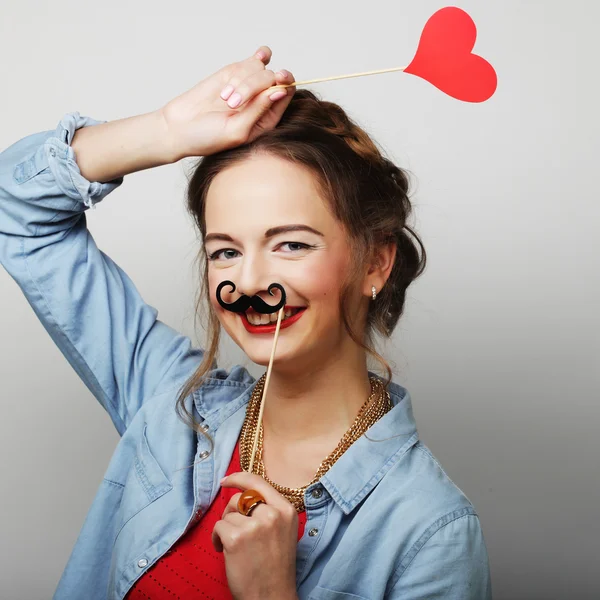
[371,285,377,300]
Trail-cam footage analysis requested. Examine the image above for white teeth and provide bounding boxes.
[245,308,303,326]
[247,312,261,325]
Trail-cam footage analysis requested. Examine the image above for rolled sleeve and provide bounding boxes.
[44,111,122,209]
[0,115,201,435]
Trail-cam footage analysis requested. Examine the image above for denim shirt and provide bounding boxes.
[0,113,492,600]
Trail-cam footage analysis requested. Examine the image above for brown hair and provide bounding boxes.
[175,89,426,444]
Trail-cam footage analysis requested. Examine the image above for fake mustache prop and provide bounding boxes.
[216,280,287,314]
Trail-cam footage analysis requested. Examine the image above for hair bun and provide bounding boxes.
[279,89,384,166]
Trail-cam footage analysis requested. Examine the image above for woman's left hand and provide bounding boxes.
[213,471,299,600]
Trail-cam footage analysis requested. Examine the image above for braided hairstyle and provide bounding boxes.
[177,89,427,436]
[272,90,426,337]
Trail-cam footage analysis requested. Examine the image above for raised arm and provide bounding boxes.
[0,113,201,435]
[0,47,296,435]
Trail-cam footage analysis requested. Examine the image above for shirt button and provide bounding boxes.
[308,528,319,537]
[137,559,148,568]
[49,148,56,157]
[199,450,210,459]
[311,488,323,499]
[200,424,209,432]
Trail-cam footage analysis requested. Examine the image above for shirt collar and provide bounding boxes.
[321,377,419,514]
[193,371,419,515]
[192,366,256,430]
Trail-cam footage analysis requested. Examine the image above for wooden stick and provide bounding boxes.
[272,65,406,88]
[249,306,285,474]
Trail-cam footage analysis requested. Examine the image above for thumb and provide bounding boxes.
[232,85,292,137]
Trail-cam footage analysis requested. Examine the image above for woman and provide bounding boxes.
[0,46,492,599]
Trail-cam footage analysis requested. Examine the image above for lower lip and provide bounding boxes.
[240,308,306,334]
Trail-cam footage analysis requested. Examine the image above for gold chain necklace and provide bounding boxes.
[239,374,393,512]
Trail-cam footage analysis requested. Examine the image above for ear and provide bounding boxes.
[363,242,397,298]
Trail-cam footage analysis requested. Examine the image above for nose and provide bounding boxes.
[235,252,274,301]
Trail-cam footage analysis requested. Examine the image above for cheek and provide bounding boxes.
[207,268,238,305]
[207,270,219,309]
[296,251,350,308]
[206,269,236,329]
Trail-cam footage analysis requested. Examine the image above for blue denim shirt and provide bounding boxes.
[0,113,492,600]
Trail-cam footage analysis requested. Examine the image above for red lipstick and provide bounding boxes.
[240,306,306,334]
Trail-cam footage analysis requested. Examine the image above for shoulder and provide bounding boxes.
[372,390,483,552]
[412,441,475,504]
[387,436,478,519]
[381,440,490,595]
[381,376,476,514]
[402,439,481,541]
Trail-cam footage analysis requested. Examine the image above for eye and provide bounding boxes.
[278,242,316,253]
[208,248,240,261]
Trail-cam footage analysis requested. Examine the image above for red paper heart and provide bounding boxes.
[404,6,497,103]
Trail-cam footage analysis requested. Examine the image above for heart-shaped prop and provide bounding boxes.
[404,6,497,102]
[274,6,497,104]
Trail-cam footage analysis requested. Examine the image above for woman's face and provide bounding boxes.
[203,153,365,369]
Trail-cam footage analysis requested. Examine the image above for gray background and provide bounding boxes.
[0,1,597,598]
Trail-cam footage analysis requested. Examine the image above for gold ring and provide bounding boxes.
[237,489,266,516]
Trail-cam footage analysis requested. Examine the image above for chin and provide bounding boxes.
[220,310,333,370]
[241,339,303,368]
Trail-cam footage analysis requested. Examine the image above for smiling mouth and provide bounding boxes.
[243,306,304,326]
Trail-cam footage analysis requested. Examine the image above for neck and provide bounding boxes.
[261,342,372,444]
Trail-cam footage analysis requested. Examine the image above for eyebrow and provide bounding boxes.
[204,224,324,244]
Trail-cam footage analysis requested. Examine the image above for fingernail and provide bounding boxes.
[269,90,287,101]
[228,92,242,108]
[256,50,266,60]
[276,70,287,78]
[220,85,234,100]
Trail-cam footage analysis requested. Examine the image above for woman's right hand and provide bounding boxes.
[160,46,296,161]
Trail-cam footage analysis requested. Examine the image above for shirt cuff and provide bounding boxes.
[43,111,124,210]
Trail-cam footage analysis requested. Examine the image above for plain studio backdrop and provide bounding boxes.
[0,1,597,598]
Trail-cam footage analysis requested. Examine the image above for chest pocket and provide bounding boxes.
[308,587,370,600]
[116,424,173,535]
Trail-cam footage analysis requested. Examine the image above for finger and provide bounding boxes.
[212,518,237,553]
[221,472,293,512]
[225,69,277,109]
[212,516,257,553]
[227,502,283,529]
[222,490,273,520]
[266,69,297,115]
[265,86,295,124]
[223,510,259,528]
[220,471,266,493]
[221,492,243,519]
[250,45,272,66]
[274,68,296,90]
[267,69,296,99]
[226,86,289,139]
[220,52,270,101]
[240,78,295,137]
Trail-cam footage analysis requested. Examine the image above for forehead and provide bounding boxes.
[204,154,334,234]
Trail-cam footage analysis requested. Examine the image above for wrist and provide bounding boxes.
[69,110,178,182]
[153,108,180,164]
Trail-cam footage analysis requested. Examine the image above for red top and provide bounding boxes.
[126,441,307,599]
